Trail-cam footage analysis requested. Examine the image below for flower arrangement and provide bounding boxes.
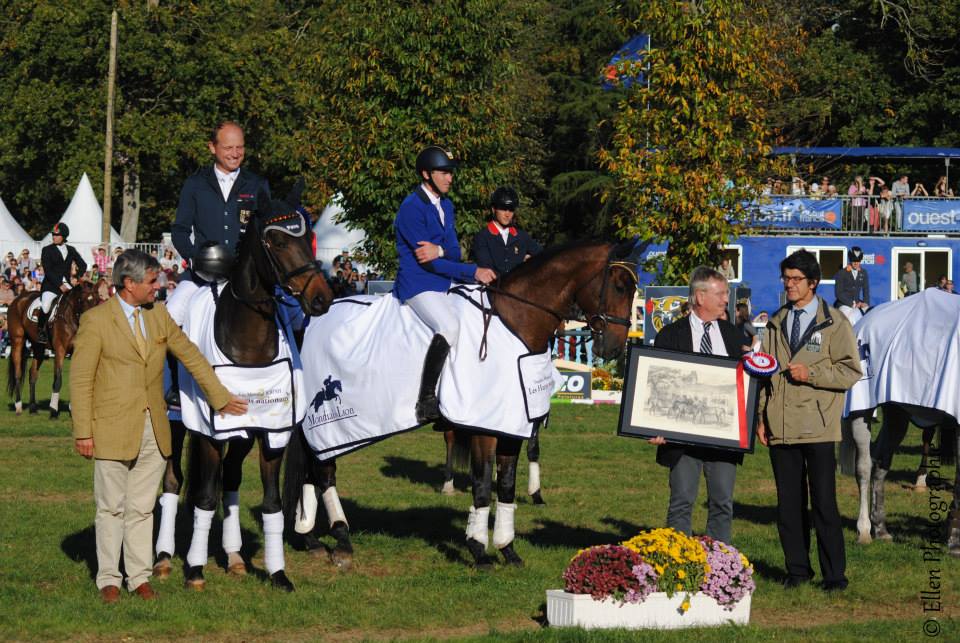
[562,528,754,613]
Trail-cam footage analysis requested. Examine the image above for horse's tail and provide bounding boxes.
[282,423,312,524]
[942,422,957,466]
[450,427,472,472]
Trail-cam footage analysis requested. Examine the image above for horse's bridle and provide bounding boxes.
[258,212,322,300]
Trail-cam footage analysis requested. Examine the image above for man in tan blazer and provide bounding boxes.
[71,249,247,603]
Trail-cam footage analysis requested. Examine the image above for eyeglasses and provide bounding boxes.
[781,276,807,285]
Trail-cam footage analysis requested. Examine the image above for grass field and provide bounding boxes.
[0,365,957,642]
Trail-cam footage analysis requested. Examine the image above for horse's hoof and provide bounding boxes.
[184,566,206,591]
[440,479,456,495]
[873,526,893,542]
[153,552,173,579]
[466,538,494,570]
[856,532,872,545]
[499,544,524,567]
[28,406,37,415]
[530,490,546,505]
[226,553,247,576]
[49,409,60,420]
[330,548,353,571]
[270,570,295,592]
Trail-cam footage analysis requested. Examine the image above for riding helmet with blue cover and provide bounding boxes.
[415,146,457,177]
[192,241,234,279]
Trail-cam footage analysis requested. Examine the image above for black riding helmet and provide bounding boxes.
[415,146,457,177]
[490,186,519,211]
[51,222,70,238]
[192,241,234,280]
[850,246,864,262]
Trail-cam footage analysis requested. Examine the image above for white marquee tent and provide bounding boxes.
[312,193,367,269]
[0,195,34,260]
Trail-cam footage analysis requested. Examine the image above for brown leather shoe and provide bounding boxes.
[133,582,157,600]
[100,585,121,604]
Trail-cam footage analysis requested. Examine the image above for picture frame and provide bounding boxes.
[617,343,758,453]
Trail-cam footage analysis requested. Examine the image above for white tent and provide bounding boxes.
[0,195,35,260]
[40,173,124,252]
[312,193,366,267]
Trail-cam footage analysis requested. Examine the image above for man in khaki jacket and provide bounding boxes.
[71,249,247,603]
[757,249,861,592]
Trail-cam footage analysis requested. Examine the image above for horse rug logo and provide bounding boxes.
[306,374,357,427]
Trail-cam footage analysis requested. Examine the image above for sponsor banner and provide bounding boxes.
[902,199,960,232]
[554,370,592,400]
[643,286,689,345]
[748,197,842,230]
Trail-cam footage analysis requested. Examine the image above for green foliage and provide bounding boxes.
[293,0,549,272]
[601,0,795,283]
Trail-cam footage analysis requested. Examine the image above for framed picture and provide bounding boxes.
[617,344,758,453]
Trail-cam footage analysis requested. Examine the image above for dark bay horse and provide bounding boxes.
[6,281,101,417]
[180,186,332,592]
[284,238,639,569]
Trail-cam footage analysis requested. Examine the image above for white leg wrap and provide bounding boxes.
[527,462,541,496]
[294,484,317,534]
[322,486,348,527]
[493,502,517,549]
[916,473,928,489]
[221,491,242,554]
[262,511,285,574]
[465,505,490,546]
[155,492,179,556]
[14,400,22,414]
[49,391,60,411]
[186,507,215,568]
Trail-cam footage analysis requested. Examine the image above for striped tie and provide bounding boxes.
[790,309,803,353]
[700,321,713,355]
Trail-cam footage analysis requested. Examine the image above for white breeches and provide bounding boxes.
[40,291,57,313]
[406,290,461,345]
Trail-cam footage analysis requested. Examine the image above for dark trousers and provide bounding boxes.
[769,442,847,583]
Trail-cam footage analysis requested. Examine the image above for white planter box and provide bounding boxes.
[546,589,751,630]
[589,390,622,404]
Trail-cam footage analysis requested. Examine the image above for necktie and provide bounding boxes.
[132,308,147,358]
[790,309,803,352]
[700,321,713,355]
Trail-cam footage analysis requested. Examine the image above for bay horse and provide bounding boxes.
[6,281,101,417]
[180,185,332,592]
[284,238,639,569]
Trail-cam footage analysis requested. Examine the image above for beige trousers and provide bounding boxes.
[94,413,166,591]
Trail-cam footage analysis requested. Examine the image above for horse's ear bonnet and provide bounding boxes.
[254,180,308,238]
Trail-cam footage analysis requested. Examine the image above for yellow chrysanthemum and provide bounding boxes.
[677,569,686,579]
[681,600,690,612]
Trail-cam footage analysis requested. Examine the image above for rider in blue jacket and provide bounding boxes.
[394,146,496,422]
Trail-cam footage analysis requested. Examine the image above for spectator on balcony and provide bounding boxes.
[772,179,784,195]
[891,175,910,230]
[718,257,736,281]
[848,177,868,230]
[791,177,806,196]
[869,177,893,234]
[810,176,833,197]
[934,176,954,198]
[900,262,919,297]
[912,182,929,196]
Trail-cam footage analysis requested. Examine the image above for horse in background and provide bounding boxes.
[6,281,101,417]
[285,239,640,569]
[179,184,332,592]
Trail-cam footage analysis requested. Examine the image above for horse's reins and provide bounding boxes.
[477,256,638,360]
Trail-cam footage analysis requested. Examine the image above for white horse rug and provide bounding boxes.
[300,285,561,460]
[845,287,960,420]
[178,283,306,450]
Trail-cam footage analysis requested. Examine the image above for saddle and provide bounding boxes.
[27,294,62,325]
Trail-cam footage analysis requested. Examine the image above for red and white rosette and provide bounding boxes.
[742,351,778,378]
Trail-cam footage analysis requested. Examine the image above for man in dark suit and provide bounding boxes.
[37,222,87,344]
[471,186,542,277]
[650,265,748,544]
[172,122,270,261]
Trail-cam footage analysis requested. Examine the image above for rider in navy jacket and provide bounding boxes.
[394,146,496,423]
[172,122,271,261]
[471,187,542,277]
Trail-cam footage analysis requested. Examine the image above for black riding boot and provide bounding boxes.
[36,310,49,344]
[416,335,450,424]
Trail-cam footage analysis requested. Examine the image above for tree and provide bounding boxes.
[600,0,798,282]
[290,0,550,272]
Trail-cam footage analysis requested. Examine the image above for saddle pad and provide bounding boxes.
[26,295,60,322]
[300,286,561,460]
[178,283,304,449]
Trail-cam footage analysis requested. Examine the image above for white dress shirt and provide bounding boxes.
[689,309,727,357]
[214,166,240,201]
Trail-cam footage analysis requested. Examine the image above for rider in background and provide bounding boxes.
[471,186,542,277]
[38,222,87,344]
[394,146,497,423]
